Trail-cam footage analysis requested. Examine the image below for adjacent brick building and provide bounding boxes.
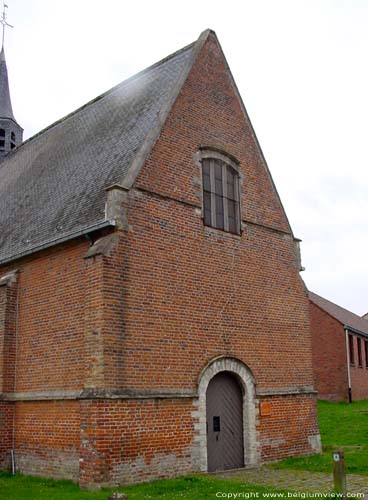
[0,30,321,488]
[309,291,368,402]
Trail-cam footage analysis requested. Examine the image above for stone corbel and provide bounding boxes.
[0,270,18,287]
[84,234,120,260]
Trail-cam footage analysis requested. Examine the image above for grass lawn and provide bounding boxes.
[0,472,290,500]
[273,399,368,475]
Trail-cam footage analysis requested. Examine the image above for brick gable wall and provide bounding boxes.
[310,300,368,401]
[309,301,348,402]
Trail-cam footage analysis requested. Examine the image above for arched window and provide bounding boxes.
[201,152,241,234]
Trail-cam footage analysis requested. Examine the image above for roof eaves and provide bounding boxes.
[343,325,368,339]
[0,219,116,266]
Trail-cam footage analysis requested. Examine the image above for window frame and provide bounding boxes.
[199,149,241,235]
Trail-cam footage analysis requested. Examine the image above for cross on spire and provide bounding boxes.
[0,2,13,48]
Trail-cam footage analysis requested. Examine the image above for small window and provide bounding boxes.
[365,340,368,368]
[0,128,5,137]
[357,337,362,367]
[202,156,240,234]
[0,139,4,149]
[10,142,15,149]
[349,334,354,365]
[11,131,15,141]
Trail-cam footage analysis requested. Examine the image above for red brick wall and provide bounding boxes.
[0,402,14,468]
[11,239,88,392]
[80,395,321,487]
[0,277,17,393]
[79,399,198,488]
[259,395,320,461]
[0,286,5,392]
[111,195,313,393]
[310,301,348,402]
[0,275,18,468]
[14,401,80,480]
[349,334,368,401]
[0,241,87,476]
[310,301,368,401]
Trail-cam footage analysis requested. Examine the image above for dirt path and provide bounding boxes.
[214,467,368,497]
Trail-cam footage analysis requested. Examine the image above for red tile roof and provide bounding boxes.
[309,291,368,336]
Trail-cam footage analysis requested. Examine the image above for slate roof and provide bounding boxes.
[309,291,368,336]
[0,38,197,264]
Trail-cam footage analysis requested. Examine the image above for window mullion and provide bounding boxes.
[235,171,241,233]
[222,162,229,232]
[210,159,216,227]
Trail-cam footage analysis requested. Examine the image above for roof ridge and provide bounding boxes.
[12,40,196,152]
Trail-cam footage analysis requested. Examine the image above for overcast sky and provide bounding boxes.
[4,0,368,315]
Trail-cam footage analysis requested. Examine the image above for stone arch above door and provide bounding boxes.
[195,356,259,471]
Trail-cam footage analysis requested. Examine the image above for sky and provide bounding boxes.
[3,0,368,315]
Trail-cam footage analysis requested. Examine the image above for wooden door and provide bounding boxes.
[206,371,244,472]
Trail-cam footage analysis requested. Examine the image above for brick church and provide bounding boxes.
[0,30,321,488]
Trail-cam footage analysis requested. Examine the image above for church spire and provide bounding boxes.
[0,46,15,120]
[0,3,22,156]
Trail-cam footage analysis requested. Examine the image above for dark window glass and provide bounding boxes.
[227,166,236,200]
[10,143,15,149]
[0,128,5,137]
[214,161,223,195]
[202,159,211,192]
[203,192,212,226]
[228,199,236,233]
[11,131,15,141]
[349,335,355,365]
[215,194,224,230]
[357,337,362,366]
[0,140,4,148]
[201,156,240,234]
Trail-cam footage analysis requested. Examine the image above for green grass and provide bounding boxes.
[0,472,290,500]
[273,399,368,475]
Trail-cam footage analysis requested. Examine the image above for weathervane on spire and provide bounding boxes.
[0,2,13,48]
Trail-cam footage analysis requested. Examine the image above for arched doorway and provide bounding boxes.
[206,371,244,471]
[197,357,258,472]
